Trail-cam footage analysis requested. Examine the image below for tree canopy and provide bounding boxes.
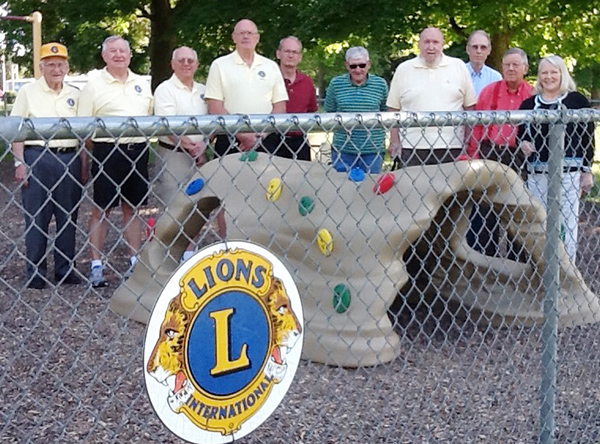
[2,0,599,96]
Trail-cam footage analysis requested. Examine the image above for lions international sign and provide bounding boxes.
[144,241,304,443]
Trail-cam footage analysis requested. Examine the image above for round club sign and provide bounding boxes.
[144,241,304,443]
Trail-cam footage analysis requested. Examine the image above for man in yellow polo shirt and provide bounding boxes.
[205,18,288,156]
[154,46,208,207]
[387,27,477,166]
[78,35,153,288]
[11,42,84,289]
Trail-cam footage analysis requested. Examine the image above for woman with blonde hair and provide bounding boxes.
[518,55,595,261]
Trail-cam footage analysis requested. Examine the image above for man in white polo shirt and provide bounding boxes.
[205,18,288,156]
[387,27,477,166]
[78,35,153,288]
[11,42,84,289]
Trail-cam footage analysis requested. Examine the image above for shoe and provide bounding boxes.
[56,273,82,285]
[123,257,138,280]
[27,276,46,289]
[89,265,108,288]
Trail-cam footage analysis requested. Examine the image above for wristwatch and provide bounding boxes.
[14,160,24,168]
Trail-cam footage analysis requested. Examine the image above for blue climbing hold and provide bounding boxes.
[349,167,365,182]
[185,178,205,195]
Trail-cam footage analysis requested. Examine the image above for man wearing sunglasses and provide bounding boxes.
[387,27,476,167]
[154,46,208,208]
[324,46,388,173]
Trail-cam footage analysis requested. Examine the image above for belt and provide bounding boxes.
[158,140,186,152]
[528,158,587,174]
[94,142,146,151]
[26,144,76,153]
[530,167,584,174]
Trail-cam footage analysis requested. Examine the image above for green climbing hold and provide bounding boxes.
[298,196,315,216]
[333,283,351,313]
[240,150,258,162]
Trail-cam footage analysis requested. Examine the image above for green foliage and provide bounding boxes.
[3,0,600,93]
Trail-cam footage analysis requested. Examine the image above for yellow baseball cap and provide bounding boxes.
[40,42,69,60]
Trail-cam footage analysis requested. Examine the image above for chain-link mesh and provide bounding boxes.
[1,110,599,443]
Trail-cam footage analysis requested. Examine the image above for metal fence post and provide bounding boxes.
[539,113,565,444]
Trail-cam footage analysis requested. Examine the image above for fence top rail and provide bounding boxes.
[1,109,599,142]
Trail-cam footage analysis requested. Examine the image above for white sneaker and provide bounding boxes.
[89,265,107,288]
[124,257,137,280]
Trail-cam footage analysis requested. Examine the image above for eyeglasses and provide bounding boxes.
[43,61,68,70]
[348,63,367,70]
[176,58,197,65]
[282,50,301,55]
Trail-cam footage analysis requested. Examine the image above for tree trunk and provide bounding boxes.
[150,0,176,91]
[489,32,512,72]
[591,65,600,108]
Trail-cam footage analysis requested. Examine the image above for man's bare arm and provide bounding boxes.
[12,142,27,186]
[271,101,287,114]
[207,99,228,115]
[387,107,402,158]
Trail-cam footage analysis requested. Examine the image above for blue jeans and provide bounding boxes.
[332,151,383,174]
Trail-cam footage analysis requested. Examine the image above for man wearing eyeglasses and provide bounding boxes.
[387,27,477,166]
[205,19,288,156]
[154,46,208,208]
[324,46,388,173]
[11,43,84,289]
[275,36,318,160]
[466,48,533,256]
[465,30,501,97]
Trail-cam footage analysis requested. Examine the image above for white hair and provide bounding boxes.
[345,46,369,62]
[101,36,130,54]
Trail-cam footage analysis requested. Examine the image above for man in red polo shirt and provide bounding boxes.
[276,36,318,160]
[467,47,533,256]
[467,48,533,171]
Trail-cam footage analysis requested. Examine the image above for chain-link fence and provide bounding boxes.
[1,110,600,443]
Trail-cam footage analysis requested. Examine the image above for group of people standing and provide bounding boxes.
[10,20,594,290]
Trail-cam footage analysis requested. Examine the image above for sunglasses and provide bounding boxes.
[176,58,197,64]
[348,63,367,69]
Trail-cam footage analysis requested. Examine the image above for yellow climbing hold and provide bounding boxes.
[266,178,283,202]
[317,228,334,256]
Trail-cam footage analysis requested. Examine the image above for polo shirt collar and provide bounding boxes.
[501,79,529,95]
[414,54,449,69]
[345,72,372,87]
[232,50,262,68]
[171,74,197,92]
[38,75,65,96]
[286,70,305,86]
[101,67,135,84]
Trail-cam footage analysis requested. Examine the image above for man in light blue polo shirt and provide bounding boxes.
[324,46,388,173]
[465,30,501,96]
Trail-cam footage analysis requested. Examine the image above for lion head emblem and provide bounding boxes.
[147,277,302,411]
[146,296,196,411]
[262,279,302,381]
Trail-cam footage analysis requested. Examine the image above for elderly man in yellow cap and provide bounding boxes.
[11,42,85,289]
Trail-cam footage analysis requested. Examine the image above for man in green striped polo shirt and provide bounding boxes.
[324,47,389,173]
